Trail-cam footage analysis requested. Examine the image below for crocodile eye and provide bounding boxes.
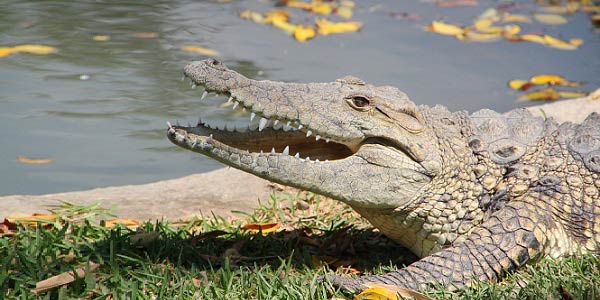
[346,96,371,111]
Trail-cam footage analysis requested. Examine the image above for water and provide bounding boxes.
[0,0,598,195]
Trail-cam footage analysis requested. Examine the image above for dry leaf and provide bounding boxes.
[286,0,313,10]
[543,35,579,50]
[529,74,569,85]
[12,44,58,55]
[31,263,100,294]
[457,31,502,42]
[0,47,16,57]
[520,34,547,44]
[264,10,290,23]
[93,35,110,41]
[18,156,54,164]
[272,19,297,35]
[104,218,141,228]
[128,32,159,38]
[312,3,333,15]
[508,79,531,91]
[241,222,279,235]
[533,13,568,25]
[502,13,532,23]
[294,25,316,42]
[316,18,363,35]
[181,46,220,56]
[517,88,560,102]
[427,21,464,36]
[356,283,432,300]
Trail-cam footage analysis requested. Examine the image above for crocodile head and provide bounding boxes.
[168,59,442,209]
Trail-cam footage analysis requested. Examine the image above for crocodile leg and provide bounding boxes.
[325,197,550,292]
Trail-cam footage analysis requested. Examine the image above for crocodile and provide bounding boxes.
[167,59,600,292]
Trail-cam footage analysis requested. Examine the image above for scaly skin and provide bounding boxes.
[168,59,600,292]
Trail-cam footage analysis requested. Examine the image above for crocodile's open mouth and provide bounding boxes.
[168,80,359,162]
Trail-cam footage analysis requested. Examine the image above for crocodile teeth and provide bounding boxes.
[273,120,279,126]
[232,102,239,110]
[191,83,197,89]
[250,112,256,122]
[294,153,300,158]
[228,96,233,103]
[283,146,289,155]
[306,130,312,137]
[315,135,321,141]
[201,91,208,100]
[259,118,268,131]
[298,124,303,130]
[271,147,276,154]
[305,157,310,162]
[325,138,330,143]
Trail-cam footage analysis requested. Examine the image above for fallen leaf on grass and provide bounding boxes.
[31,262,100,294]
[103,218,140,228]
[5,213,58,228]
[316,18,363,35]
[427,21,464,36]
[294,25,316,42]
[241,222,279,235]
[533,13,568,25]
[181,45,220,56]
[355,283,432,300]
[128,32,159,38]
[18,156,54,164]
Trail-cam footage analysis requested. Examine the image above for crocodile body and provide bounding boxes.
[168,59,600,292]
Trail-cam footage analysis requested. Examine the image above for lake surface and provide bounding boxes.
[0,0,598,195]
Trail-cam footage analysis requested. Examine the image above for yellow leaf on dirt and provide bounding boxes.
[312,3,333,15]
[128,32,159,38]
[428,21,464,36]
[517,88,560,102]
[18,156,54,164]
[357,283,432,300]
[104,218,141,228]
[241,222,279,235]
[316,18,362,35]
[337,6,353,19]
[240,10,265,23]
[12,44,58,55]
[181,45,220,56]
[0,47,16,57]
[264,10,290,23]
[557,90,589,99]
[294,25,316,42]
[533,13,568,25]
[272,19,297,35]
[543,35,578,50]
[502,13,532,23]
[520,34,547,44]
[93,35,110,41]
[31,263,100,294]
[508,79,530,90]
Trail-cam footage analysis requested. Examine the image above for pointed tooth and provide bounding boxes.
[232,102,239,110]
[286,121,291,127]
[259,118,268,131]
[283,125,291,132]
[242,107,246,112]
[209,134,213,138]
[325,138,330,143]
[305,157,310,162]
[167,121,173,129]
[298,124,303,130]
[260,150,264,155]
[181,75,186,81]
[294,153,300,158]
[250,112,256,122]
[283,146,289,155]
[325,160,329,162]
[191,83,197,89]
[228,96,233,103]
[271,147,276,154]
[315,159,319,162]
[315,135,321,141]
[201,91,208,100]
[306,130,312,137]
[273,120,279,126]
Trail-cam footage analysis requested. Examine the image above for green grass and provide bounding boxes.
[1,192,598,300]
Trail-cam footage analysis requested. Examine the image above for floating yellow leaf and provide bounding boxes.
[240,10,265,23]
[128,32,159,38]
[12,44,58,55]
[533,13,568,25]
[355,283,432,300]
[272,19,297,35]
[93,35,110,41]
[457,31,502,42]
[537,3,579,14]
[312,3,333,15]
[582,5,600,12]
[0,47,16,57]
[264,10,290,23]
[520,34,547,44]
[543,35,578,50]
[340,0,355,8]
[502,13,532,23]
[241,222,280,235]
[517,88,560,102]
[508,79,530,90]
[473,19,493,31]
[503,24,521,36]
[337,6,353,19]
[428,21,464,36]
[316,18,363,35]
[569,38,584,46]
[103,218,141,228]
[557,90,589,99]
[286,0,312,10]
[529,74,569,85]
[18,156,54,164]
[437,0,479,7]
[294,25,316,42]
[181,45,220,56]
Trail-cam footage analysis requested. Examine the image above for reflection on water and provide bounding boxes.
[0,0,598,195]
